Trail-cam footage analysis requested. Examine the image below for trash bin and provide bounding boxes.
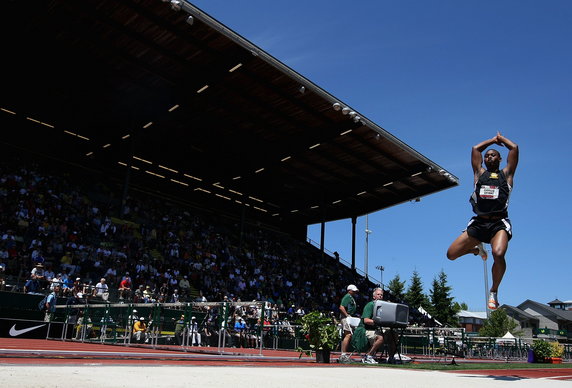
[527,349,535,363]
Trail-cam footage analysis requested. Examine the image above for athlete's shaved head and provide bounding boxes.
[484,148,502,170]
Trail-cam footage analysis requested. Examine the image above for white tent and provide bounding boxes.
[496,331,516,343]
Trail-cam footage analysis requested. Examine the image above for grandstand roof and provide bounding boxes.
[1,0,458,232]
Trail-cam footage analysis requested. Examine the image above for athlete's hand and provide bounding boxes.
[495,131,504,146]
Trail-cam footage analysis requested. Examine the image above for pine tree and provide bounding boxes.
[479,308,523,337]
[387,274,406,302]
[428,270,460,327]
[404,270,428,309]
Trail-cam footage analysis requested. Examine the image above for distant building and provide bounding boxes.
[503,299,572,341]
[547,299,572,311]
[457,310,487,333]
[457,299,572,342]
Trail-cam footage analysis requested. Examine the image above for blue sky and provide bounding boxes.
[190,1,572,311]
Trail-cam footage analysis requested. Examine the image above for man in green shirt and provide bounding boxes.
[360,287,397,364]
[175,314,186,345]
[338,284,358,363]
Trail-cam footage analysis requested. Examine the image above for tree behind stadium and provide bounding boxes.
[387,274,406,303]
[429,270,460,327]
[404,270,429,310]
[479,308,523,337]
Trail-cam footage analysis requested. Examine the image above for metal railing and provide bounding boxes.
[46,302,572,362]
[306,237,381,286]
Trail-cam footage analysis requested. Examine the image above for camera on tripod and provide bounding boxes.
[372,300,409,328]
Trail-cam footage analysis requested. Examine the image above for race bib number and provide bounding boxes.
[479,185,499,199]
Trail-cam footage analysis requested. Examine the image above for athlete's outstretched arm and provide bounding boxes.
[471,135,499,180]
[496,132,519,178]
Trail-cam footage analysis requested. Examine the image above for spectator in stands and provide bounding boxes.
[169,274,178,292]
[60,251,75,276]
[51,273,64,290]
[62,274,74,296]
[60,270,70,288]
[195,291,207,303]
[338,284,359,363]
[158,282,169,303]
[0,246,7,265]
[233,316,246,348]
[24,274,41,294]
[118,274,132,300]
[134,284,144,303]
[31,263,46,285]
[0,262,5,290]
[287,304,295,319]
[104,265,117,286]
[92,256,103,277]
[70,277,84,303]
[93,277,109,300]
[333,251,340,265]
[30,247,44,265]
[280,317,294,337]
[135,259,147,275]
[43,264,55,283]
[0,160,378,317]
[142,285,154,302]
[170,288,180,303]
[1,230,15,244]
[43,246,57,268]
[132,317,147,343]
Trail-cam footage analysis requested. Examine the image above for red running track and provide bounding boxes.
[449,368,572,381]
[1,338,571,380]
[0,338,343,367]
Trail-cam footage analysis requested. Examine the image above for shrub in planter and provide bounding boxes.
[297,311,341,361]
[549,342,564,358]
[532,340,563,363]
[532,340,551,362]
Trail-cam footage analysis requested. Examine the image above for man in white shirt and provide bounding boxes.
[93,278,109,300]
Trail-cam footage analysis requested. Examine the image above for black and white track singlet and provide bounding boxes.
[469,170,511,217]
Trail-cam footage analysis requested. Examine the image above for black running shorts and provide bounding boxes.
[466,217,512,244]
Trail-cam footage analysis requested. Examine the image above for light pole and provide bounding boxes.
[483,245,490,318]
[364,214,372,278]
[375,265,384,289]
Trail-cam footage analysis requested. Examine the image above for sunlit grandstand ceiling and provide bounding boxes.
[0,0,458,232]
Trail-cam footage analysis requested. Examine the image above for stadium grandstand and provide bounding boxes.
[0,0,458,341]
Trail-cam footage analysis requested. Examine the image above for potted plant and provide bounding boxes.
[547,342,564,364]
[532,340,564,363]
[297,311,341,363]
[532,340,551,363]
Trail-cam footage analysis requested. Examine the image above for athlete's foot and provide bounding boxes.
[488,292,499,310]
[475,243,488,261]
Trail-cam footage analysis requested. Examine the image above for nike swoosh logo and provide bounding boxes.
[9,324,47,337]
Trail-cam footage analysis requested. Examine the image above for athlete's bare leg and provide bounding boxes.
[489,230,508,293]
[447,231,481,260]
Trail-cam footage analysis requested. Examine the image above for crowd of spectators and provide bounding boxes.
[1,156,378,324]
